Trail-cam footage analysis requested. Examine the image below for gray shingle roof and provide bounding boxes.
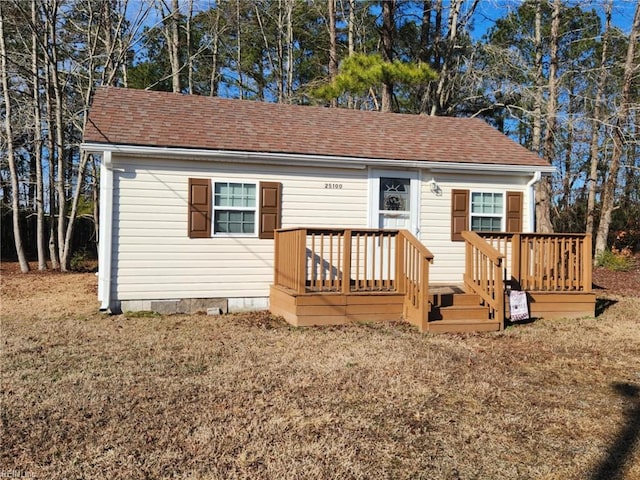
[83,87,549,167]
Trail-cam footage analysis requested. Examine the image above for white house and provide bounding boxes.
[82,87,555,315]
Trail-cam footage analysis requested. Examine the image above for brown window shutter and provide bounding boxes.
[506,191,523,232]
[259,182,282,239]
[188,178,211,238]
[451,189,469,242]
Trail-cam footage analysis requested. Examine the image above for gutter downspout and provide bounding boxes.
[526,171,542,232]
[98,151,114,311]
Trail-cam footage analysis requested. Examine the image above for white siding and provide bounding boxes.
[110,156,368,301]
[109,154,536,302]
[419,172,530,284]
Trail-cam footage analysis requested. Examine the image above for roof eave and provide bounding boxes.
[80,142,556,175]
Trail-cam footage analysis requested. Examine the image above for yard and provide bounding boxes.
[1,262,639,479]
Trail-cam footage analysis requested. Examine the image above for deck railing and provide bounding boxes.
[398,230,435,329]
[273,227,433,329]
[462,231,505,322]
[478,232,592,292]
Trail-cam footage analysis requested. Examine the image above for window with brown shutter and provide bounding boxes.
[259,182,282,239]
[188,178,212,238]
[505,191,523,232]
[451,189,469,242]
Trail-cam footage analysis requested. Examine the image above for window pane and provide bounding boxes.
[243,212,255,233]
[379,177,410,211]
[228,221,242,233]
[214,211,228,232]
[214,210,255,234]
[214,183,228,207]
[472,192,503,214]
[216,182,256,207]
[471,216,501,232]
[244,184,256,207]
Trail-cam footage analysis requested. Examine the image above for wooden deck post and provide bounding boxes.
[274,230,280,285]
[419,256,430,332]
[511,233,521,289]
[583,234,593,292]
[342,229,352,295]
[395,232,405,294]
[495,258,505,328]
[296,229,307,294]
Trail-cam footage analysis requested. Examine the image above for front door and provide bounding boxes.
[369,170,420,235]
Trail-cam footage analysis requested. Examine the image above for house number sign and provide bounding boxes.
[324,183,343,189]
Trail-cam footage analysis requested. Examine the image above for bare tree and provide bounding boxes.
[586,1,611,237]
[31,0,46,270]
[0,1,30,272]
[186,0,193,94]
[595,0,640,255]
[157,0,181,93]
[531,0,543,154]
[536,0,561,234]
[208,6,222,96]
[285,0,294,102]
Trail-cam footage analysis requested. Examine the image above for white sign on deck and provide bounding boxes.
[509,290,529,321]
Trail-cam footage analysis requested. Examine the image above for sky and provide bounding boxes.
[472,0,637,37]
[137,0,639,36]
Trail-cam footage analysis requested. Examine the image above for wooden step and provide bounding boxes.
[427,319,501,333]
[430,304,489,322]
[431,293,481,308]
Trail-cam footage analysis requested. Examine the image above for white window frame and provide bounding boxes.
[469,190,505,232]
[212,180,258,237]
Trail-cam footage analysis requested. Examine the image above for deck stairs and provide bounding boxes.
[428,286,500,333]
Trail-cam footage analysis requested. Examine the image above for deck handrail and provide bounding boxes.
[273,227,434,331]
[398,230,434,332]
[462,231,505,323]
[275,227,404,294]
[478,232,592,292]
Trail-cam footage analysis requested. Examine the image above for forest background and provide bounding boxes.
[1,0,639,272]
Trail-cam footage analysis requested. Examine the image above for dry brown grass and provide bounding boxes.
[2,268,640,479]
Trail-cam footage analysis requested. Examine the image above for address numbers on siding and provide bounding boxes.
[324,183,343,189]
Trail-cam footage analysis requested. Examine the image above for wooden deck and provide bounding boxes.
[270,228,596,334]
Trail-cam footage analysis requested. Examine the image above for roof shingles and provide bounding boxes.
[83,87,549,167]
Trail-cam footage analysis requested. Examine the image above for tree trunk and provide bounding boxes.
[537,0,560,234]
[186,0,193,94]
[347,0,355,108]
[380,0,395,112]
[43,1,68,268]
[44,40,59,270]
[285,0,293,102]
[60,152,90,269]
[0,2,30,272]
[32,0,46,270]
[425,0,478,116]
[586,1,611,236]
[209,5,221,96]
[531,0,543,155]
[161,0,181,93]
[328,0,338,107]
[236,0,243,99]
[595,0,640,256]
[418,0,432,113]
[254,5,276,100]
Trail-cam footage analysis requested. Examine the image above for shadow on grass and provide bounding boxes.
[589,382,640,480]
[596,298,618,317]
[504,317,539,328]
